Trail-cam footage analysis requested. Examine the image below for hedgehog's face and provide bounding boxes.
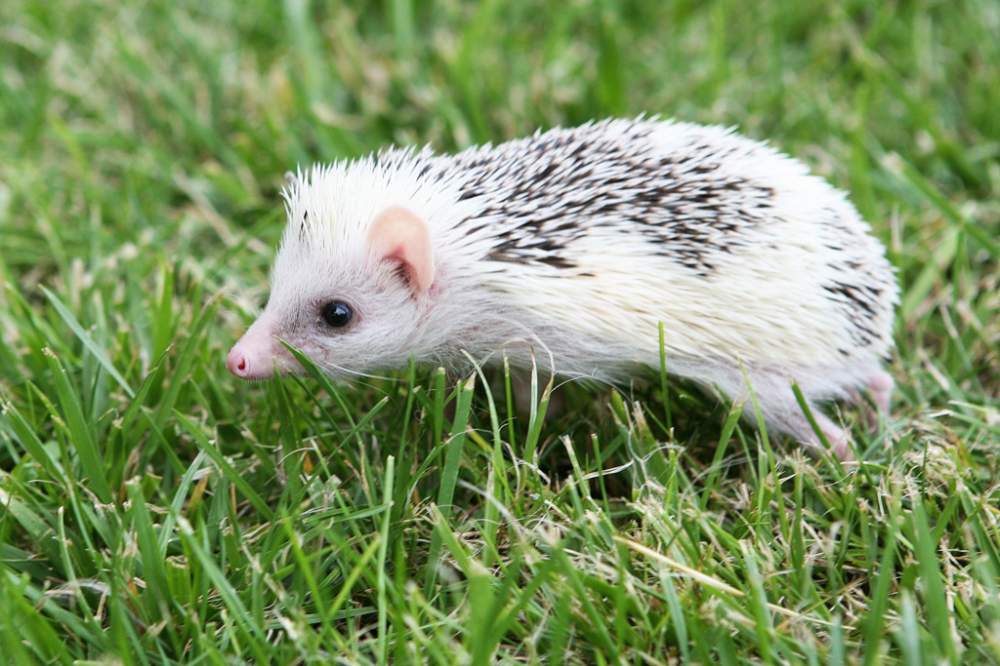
[227,206,435,381]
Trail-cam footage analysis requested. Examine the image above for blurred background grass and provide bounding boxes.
[0,0,998,663]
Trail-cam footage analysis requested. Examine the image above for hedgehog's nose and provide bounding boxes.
[226,347,251,377]
[227,320,278,381]
[227,343,273,380]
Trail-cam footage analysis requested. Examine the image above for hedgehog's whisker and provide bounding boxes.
[314,359,396,383]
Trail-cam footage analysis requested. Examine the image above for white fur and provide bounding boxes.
[261,118,898,454]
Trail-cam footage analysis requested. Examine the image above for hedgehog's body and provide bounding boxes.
[228,118,898,458]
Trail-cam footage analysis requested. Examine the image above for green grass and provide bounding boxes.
[1,0,998,663]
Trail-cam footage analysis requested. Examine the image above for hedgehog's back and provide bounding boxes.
[439,118,897,372]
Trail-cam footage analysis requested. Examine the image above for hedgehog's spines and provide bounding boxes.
[431,117,781,275]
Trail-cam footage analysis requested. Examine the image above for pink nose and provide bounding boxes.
[227,343,273,380]
[226,346,253,378]
[227,321,278,381]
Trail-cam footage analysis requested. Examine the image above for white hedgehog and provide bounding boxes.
[227,118,898,459]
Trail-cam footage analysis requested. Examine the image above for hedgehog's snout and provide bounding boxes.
[226,344,266,380]
[227,315,288,381]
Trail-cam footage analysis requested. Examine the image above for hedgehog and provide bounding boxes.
[226,117,898,460]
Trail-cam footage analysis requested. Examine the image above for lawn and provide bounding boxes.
[1,0,998,663]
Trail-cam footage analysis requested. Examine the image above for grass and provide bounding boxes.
[0,0,998,663]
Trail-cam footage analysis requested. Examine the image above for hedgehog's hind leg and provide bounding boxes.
[776,403,853,461]
[866,370,893,414]
[846,368,893,430]
[702,366,853,460]
[750,389,854,461]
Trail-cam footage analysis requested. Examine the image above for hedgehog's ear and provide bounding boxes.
[368,206,435,293]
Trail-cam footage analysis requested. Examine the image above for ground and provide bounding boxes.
[0,0,998,664]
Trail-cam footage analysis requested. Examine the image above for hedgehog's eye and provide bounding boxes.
[320,301,353,329]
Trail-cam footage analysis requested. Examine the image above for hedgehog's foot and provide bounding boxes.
[847,370,893,430]
[867,370,893,414]
[803,409,854,462]
[745,388,855,461]
[765,401,854,461]
[706,367,856,461]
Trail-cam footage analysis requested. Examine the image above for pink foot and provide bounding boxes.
[824,425,855,462]
[802,412,855,462]
[868,371,893,414]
